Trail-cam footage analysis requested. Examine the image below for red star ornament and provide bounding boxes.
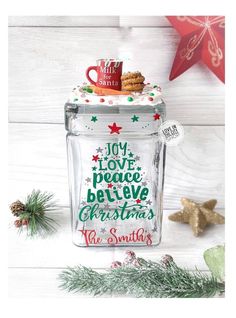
[108,122,122,134]
[92,155,100,162]
[107,183,113,189]
[136,199,141,204]
[166,16,225,82]
[153,113,160,121]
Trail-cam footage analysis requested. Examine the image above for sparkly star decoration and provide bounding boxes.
[146,199,152,205]
[107,183,113,189]
[131,115,139,122]
[81,200,87,206]
[104,156,108,161]
[137,167,141,171]
[96,147,103,153]
[134,155,140,161]
[92,166,97,171]
[153,113,160,121]
[168,198,225,236]
[141,181,147,186]
[91,116,98,122]
[108,122,122,134]
[92,154,100,162]
[85,177,91,183]
[100,228,106,233]
[128,152,134,158]
[136,199,141,204]
[104,203,110,209]
[117,184,122,189]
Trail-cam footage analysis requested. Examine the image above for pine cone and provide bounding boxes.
[10,200,25,217]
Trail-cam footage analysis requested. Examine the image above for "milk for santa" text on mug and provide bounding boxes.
[86,59,123,90]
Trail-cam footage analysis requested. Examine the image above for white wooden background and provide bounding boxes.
[8,16,225,297]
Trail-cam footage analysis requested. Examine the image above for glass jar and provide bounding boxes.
[65,84,166,247]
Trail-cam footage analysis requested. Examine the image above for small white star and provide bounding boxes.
[85,177,91,183]
[117,184,122,189]
[146,199,152,205]
[142,181,147,186]
[134,155,140,161]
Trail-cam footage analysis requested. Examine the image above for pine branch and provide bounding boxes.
[24,190,56,214]
[59,258,224,298]
[18,190,58,237]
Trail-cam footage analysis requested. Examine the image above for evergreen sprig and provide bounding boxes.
[18,190,58,237]
[59,257,224,298]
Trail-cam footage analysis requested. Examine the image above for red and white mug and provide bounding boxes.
[86,59,123,91]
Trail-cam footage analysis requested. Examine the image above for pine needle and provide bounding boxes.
[18,189,58,237]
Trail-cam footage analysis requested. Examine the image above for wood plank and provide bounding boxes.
[8,16,170,27]
[8,268,92,297]
[8,27,225,125]
[8,209,224,269]
[119,16,171,27]
[165,126,225,209]
[8,16,120,27]
[8,123,225,209]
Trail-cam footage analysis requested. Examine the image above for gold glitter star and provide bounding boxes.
[168,198,225,236]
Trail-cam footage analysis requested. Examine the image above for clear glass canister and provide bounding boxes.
[65,85,166,247]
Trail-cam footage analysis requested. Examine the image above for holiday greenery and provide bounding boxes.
[59,251,225,298]
[10,189,58,237]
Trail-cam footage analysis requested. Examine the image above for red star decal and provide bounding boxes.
[136,199,141,204]
[166,16,225,82]
[153,113,160,121]
[92,155,100,162]
[108,122,122,134]
[107,183,113,189]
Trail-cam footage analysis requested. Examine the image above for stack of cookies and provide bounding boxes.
[121,72,145,92]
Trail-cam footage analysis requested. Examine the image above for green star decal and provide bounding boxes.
[91,116,98,123]
[92,166,97,171]
[137,167,141,171]
[128,152,134,158]
[131,115,139,122]
[104,156,108,161]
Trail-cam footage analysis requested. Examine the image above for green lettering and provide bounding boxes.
[127,159,135,170]
[123,186,131,199]
[140,187,149,200]
[97,190,105,203]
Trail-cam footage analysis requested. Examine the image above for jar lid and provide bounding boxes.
[68,83,162,107]
[65,84,166,135]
